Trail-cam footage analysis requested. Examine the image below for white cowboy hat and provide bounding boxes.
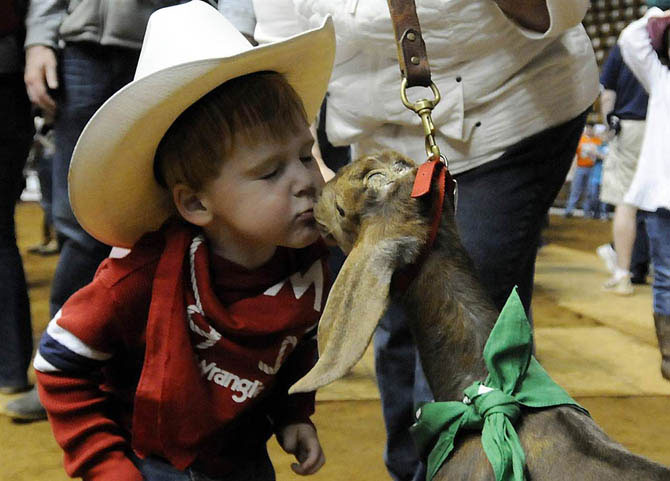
[68,0,335,248]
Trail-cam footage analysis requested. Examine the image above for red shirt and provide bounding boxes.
[35,222,329,480]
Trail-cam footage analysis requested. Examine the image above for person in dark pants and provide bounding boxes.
[373,110,587,481]
[631,212,651,284]
[292,1,599,479]
[0,0,35,399]
[44,43,140,314]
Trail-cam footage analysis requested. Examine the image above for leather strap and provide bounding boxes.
[386,0,432,88]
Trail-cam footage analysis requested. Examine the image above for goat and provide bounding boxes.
[290,151,670,480]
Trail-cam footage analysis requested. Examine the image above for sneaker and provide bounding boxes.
[27,239,60,256]
[1,387,47,422]
[596,243,618,274]
[602,272,634,296]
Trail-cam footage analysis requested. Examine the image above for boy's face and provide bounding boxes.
[200,122,324,266]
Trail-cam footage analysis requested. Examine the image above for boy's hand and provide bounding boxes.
[277,422,325,475]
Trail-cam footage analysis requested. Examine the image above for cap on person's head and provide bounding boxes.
[646,11,670,62]
[647,0,670,9]
[68,1,335,248]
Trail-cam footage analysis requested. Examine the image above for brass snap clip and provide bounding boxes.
[400,78,444,163]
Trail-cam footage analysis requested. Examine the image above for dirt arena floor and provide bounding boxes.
[2,202,669,480]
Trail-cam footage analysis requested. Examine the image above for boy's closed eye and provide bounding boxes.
[258,154,314,180]
[256,159,284,180]
[260,168,279,180]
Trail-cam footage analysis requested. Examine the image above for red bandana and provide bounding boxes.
[132,222,328,469]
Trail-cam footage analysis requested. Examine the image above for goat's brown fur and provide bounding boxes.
[290,151,670,480]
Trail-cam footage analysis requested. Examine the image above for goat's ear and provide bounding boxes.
[391,156,415,175]
[290,231,419,394]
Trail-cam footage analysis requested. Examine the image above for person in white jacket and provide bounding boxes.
[618,7,670,382]
[297,3,598,480]
[221,1,599,480]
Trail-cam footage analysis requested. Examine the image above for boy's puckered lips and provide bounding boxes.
[296,208,315,222]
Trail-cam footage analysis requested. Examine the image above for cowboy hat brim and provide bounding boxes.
[69,17,335,248]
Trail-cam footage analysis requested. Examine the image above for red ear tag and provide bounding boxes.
[411,158,442,198]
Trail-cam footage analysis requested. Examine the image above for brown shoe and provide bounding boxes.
[653,313,670,380]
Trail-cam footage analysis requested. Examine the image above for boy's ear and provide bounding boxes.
[172,183,212,226]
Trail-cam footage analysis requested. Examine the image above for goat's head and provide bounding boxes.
[313,151,418,253]
[290,151,438,394]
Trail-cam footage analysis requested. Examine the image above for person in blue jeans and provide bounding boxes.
[565,123,602,218]
[584,134,609,219]
[5,0,185,421]
[619,7,670,381]
[585,157,607,219]
[564,163,593,218]
[0,0,35,398]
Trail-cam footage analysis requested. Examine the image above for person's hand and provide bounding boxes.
[494,0,550,33]
[276,422,325,475]
[24,45,59,116]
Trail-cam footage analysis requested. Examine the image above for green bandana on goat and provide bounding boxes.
[411,288,589,481]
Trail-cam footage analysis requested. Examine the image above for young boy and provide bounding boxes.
[564,122,602,218]
[33,3,335,480]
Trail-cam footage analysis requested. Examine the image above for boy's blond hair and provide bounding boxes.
[155,71,309,192]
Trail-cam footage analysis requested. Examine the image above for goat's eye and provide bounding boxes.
[336,202,345,217]
[365,170,388,190]
[365,171,385,182]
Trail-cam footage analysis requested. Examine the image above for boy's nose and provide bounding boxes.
[293,163,318,198]
[295,178,317,198]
